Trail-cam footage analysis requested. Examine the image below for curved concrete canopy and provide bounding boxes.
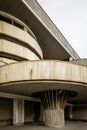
[0,60,87,103]
[0,0,80,60]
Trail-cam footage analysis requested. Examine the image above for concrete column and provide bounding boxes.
[13,99,24,126]
[39,90,68,128]
[44,109,64,128]
[69,105,73,119]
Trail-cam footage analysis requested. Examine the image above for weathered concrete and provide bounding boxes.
[71,59,87,66]
[37,90,69,128]
[0,0,79,60]
[43,109,64,128]
[0,21,43,59]
[23,0,80,60]
[0,60,87,104]
[13,99,24,126]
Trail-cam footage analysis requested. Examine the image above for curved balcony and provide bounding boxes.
[0,60,87,103]
[0,11,37,40]
[0,21,43,59]
[0,39,40,60]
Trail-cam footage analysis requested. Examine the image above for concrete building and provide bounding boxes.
[0,0,87,128]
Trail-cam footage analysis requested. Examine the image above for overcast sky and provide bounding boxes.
[37,0,87,58]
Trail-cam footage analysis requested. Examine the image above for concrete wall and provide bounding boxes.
[71,105,87,121]
[65,105,87,121]
[0,98,13,126]
[24,101,41,122]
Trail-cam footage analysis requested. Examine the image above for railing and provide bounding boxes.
[0,11,37,41]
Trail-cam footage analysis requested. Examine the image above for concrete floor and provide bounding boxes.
[0,121,87,130]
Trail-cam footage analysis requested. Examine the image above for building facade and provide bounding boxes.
[0,0,87,128]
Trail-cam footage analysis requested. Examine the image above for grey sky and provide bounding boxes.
[37,0,87,58]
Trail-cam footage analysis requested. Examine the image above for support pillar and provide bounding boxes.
[43,109,64,128]
[13,99,24,126]
[39,90,69,128]
[69,105,73,119]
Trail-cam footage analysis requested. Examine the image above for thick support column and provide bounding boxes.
[40,90,68,128]
[13,99,24,126]
[43,109,64,128]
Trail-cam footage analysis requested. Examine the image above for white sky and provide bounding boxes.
[37,0,87,58]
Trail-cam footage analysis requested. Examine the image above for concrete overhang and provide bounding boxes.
[0,0,80,60]
[0,60,87,103]
[0,92,40,102]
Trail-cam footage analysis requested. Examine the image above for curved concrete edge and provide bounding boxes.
[0,60,87,85]
[0,39,40,60]
[0,21,43,59]
[22,0,80,59]
[71,59,87,67]
[0,11,37,41]
[0,61,6,66]
[0,57,17,66]
[0,57,17,64]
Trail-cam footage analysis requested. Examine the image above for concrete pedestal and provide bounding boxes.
[39,90,69,128]
[13,99,24,126]
[43,109,64,128]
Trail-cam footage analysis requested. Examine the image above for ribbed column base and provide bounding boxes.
[43,109,64,128]
[33,90,76,128]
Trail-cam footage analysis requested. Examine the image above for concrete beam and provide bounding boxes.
[0,92,40,102]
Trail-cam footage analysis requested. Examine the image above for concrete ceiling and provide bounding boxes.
[0,0,80,60]
[0,81,87,104]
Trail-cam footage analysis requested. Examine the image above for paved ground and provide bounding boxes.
[0,121,87,130]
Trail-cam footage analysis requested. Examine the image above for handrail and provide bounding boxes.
[0,11,37,41]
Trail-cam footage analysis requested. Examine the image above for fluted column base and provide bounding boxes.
[43,109,64,128]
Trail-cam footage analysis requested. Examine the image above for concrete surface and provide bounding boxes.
[0,0,79,60]
[71,59,87,66]
[43,110,64,128]
[0,60,87,103]
[0,121,87,130]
